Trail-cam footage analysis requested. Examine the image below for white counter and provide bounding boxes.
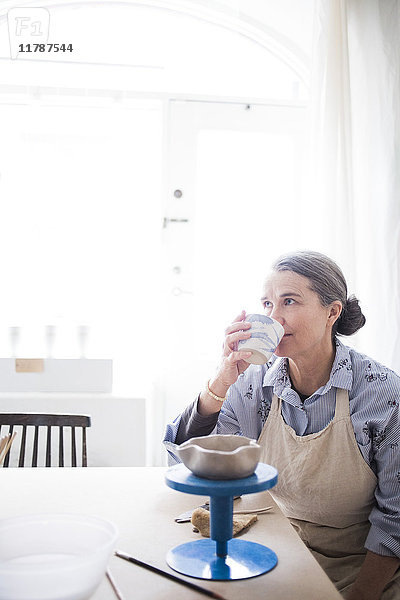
[0,393,146,467]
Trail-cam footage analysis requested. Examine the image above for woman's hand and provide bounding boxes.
[198,311,253,415]
[346,551,400,600]
[217,309,253,387]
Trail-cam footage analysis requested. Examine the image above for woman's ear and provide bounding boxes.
[328,301,342,326]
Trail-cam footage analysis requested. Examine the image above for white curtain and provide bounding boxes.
[307,0,400,371]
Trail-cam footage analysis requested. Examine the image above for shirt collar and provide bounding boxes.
[326,339,353,392]
[262,355,290,397]
[262,339,353,398]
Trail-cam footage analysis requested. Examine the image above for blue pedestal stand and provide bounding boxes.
[165,462,278,581]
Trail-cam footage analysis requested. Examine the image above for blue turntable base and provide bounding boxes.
[165,462,278,581]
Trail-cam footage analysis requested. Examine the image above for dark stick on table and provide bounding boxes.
[115,550,227,600]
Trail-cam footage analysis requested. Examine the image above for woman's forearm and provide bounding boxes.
[198,379,231,415]
[174,397,219,444]
[347,550,400,600]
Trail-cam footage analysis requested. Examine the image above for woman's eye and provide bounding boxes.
[263,301,272,309]
[284,298,295,305]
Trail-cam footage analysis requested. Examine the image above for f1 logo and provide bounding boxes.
[7,8,50,59]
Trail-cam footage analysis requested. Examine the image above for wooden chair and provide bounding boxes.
[0,413,91,468]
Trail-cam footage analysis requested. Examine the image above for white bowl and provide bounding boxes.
[177,435,261,479]
[0,513,118,600]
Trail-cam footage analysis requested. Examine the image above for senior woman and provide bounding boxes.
[164,251,400,600]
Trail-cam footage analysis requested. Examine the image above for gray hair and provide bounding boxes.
[272,251,366,338]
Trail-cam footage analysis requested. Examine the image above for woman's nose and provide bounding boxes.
[270,308,284,326]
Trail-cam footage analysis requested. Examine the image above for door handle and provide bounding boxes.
[163,217,189,228]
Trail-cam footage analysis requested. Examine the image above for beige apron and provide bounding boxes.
[258,389,400,598]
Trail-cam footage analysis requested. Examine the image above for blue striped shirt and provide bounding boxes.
[163,340,400,558]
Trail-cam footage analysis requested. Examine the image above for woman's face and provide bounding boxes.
[261,270,340,361]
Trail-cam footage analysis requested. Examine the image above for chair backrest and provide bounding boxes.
[0,413,91,468]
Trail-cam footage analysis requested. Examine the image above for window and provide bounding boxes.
[0,1,312,462]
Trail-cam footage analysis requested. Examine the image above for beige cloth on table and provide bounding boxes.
[258,389,400,599]
[191,507,257,538]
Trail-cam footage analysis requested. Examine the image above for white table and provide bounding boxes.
[0,467,342,600]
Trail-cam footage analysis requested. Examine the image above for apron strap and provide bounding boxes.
[334,388,350,419]
[270,393,282,414]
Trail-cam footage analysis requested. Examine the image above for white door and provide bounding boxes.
[154,99,306,462]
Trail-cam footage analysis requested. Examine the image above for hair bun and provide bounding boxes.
[337,294,366,336]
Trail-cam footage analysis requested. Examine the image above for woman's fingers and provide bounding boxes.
[225,313,250,336]
[224,330,251,355]
[232,309,246,323]
[224,312,252,353]
[226,350,252,365]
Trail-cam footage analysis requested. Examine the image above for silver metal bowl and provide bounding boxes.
[177,435,261,480]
